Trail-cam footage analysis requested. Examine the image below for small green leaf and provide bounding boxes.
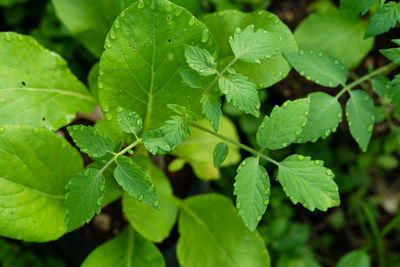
[340,0,375,15]
[67,125,114,158]
[116,107,143,135]
[179,67,202,88]
[184,45,217,76]
[337,250,370,267]
[371,76,391,98]
[201,94,222,131]
[168,158,186,172]
[114,156,159,209]
[229,24,279,64]
[218,73,260,117]
[380,47,400,65]
[142,130,171,155]
[163,116,191,148]
[346,90,375,152]
[298,92,342,143]
[285,50,348,87]
[256,98,309,150]
[213,142,229,167]
[65,168,105,231]
[278,154,340,211]
[365,2,400,38]
[234,157,270,231]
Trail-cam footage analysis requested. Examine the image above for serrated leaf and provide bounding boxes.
[82,227,165,267]
[177,194,270,267]
[67,125,114,158]
[337,250,370,267]
[229,24,279,64]
[213,142,229,167]
[114,156,159,209]
[142,129,171,155]
[201,94,222,131]
[65,168,105,231]
[365,2,400,38]
[184,45,217,76]
[179,67,202,88]
[0,32,95,130]
[278,154,340,211]
[298,92,342,143]
[0,126,83,242]
[285,50,348,87]
[163,116,190,148]
[346,90,375,152]
[340,0,375,15]
[380,47,400,65]
[116,107,143,135]
[218,73,260,117]
[257,98,309,150]
[234,157,270,231]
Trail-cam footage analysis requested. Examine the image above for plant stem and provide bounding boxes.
[381,212,400,237]
[205,57,239,92]
[191,123,280,166]
[362,203,385,267]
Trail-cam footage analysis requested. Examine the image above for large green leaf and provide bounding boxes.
[82,227,165,267]
[0,32,95,130]
[0,126,83,242]
[294,7,374,68]
[122,156,178,243]
[278,155,340,211]
[177,194,270,267]
[337,250,370,267]
[98,0,216,130]
[203,9,297,88]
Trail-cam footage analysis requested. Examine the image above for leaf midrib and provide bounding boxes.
[1,87,96,102]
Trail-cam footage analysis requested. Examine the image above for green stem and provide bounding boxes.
[362,203,385,267]
[205,57,239,92]
[381,212,400,237]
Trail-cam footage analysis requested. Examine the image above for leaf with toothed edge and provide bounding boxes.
[116,107,143,135]
[184,45,217,76]
[65,168,105,231]
[234,157,270,231]
[364,2,400,38]
[278,155,340,211]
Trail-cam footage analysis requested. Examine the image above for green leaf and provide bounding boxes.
[346,90,375,152]
[67,125,114,158]
[340,0,375,15]
[278,154,340,211]
[116,107,143,135]
[256,98,310,150]
[184,45,217,76]
[162,115,190,148]
[294,7,374,68]
[51,0,136,57]
[213,142,229,167]
[88,63,100,99]
[371,76,391,98]
[201,94,222,131]
[285,50,348,87]
[168,158,186,172]
[0,126,83,242]
[0,0,26,7]
[142,129,171,155]
[234,157,270,231]
[365,2,400,38]
[389,75,400,109]
[122,156,178,242]
[179,67,202,88]
[203,9,297,88]
[0,32,95,130]
[297,92,342,143]
[82,227,165,267]
[98,0,216,131]
[337,250,370,267]
[229,24,279,64]
[178,194,270,267]
[219,73,260,117]
[114,156,159,209]
[380,47,400,65]
[64,169,105,231]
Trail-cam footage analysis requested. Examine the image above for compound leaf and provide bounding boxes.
[380,47,400,65]
[213,142,229,167]
[278,155,340,211]
[365,2,400,38]
[184,45,217,76]
[116,107,143,135]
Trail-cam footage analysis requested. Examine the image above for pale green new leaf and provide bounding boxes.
[380,47,400,65]
[298,92,342,143]
[340,0,375,15]
[178,194,270,267]
[285,50,348,87]
[99,0,216,131]
[234,157,270,231]
[65,169,105,231]
[337,250,370,267]
[365,2,400,38]
[0,32,95,130]
[201,94,222,131]
[82,227,165,267]
[229,24,279,64]
[346,90,375,152]
[184,45,217,76]
[219,73,260,117]
[213,142,229,167]
[0,126,83,242]
[256,98,309,150]
[114,156,159,209]
[67,125,114,158]
[278,155,340,211]
[142,129,171,155]
[123,156,178,242]
[116,107,143,135]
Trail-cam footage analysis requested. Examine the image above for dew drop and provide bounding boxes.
[138,1,144,9]
[114,20,120,29]
[138,194,144,201]
[148,185,155,192]
[0,127,5,134]
[168,53,174,61]
[273,19,279,24]
[4,33,11,42]
[154,200,160,206]
[117,106,123,112]
[325,130,330,136]
[235,27,241,34]
[260,122,266,128]
[109,31,116,40]
[282,142,288,147]
[201,29,209,43]
[314,160,320,165]
[174,8,183,16]
[84,169,90,176]
[257,216,262,221]
[297,155,305,161]
[165,2,173,12]
[326,169,333,176]
[33,128,40,135]
[264,200,269,205]
[128,149,134,155]
[105,39,112,48]
[254,59,261,64]
[189,16,195,26]
[299,50,304,55]
[367,125,373,132]
[105,113,113,120]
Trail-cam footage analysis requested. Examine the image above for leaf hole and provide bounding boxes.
[21,81,26,86]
